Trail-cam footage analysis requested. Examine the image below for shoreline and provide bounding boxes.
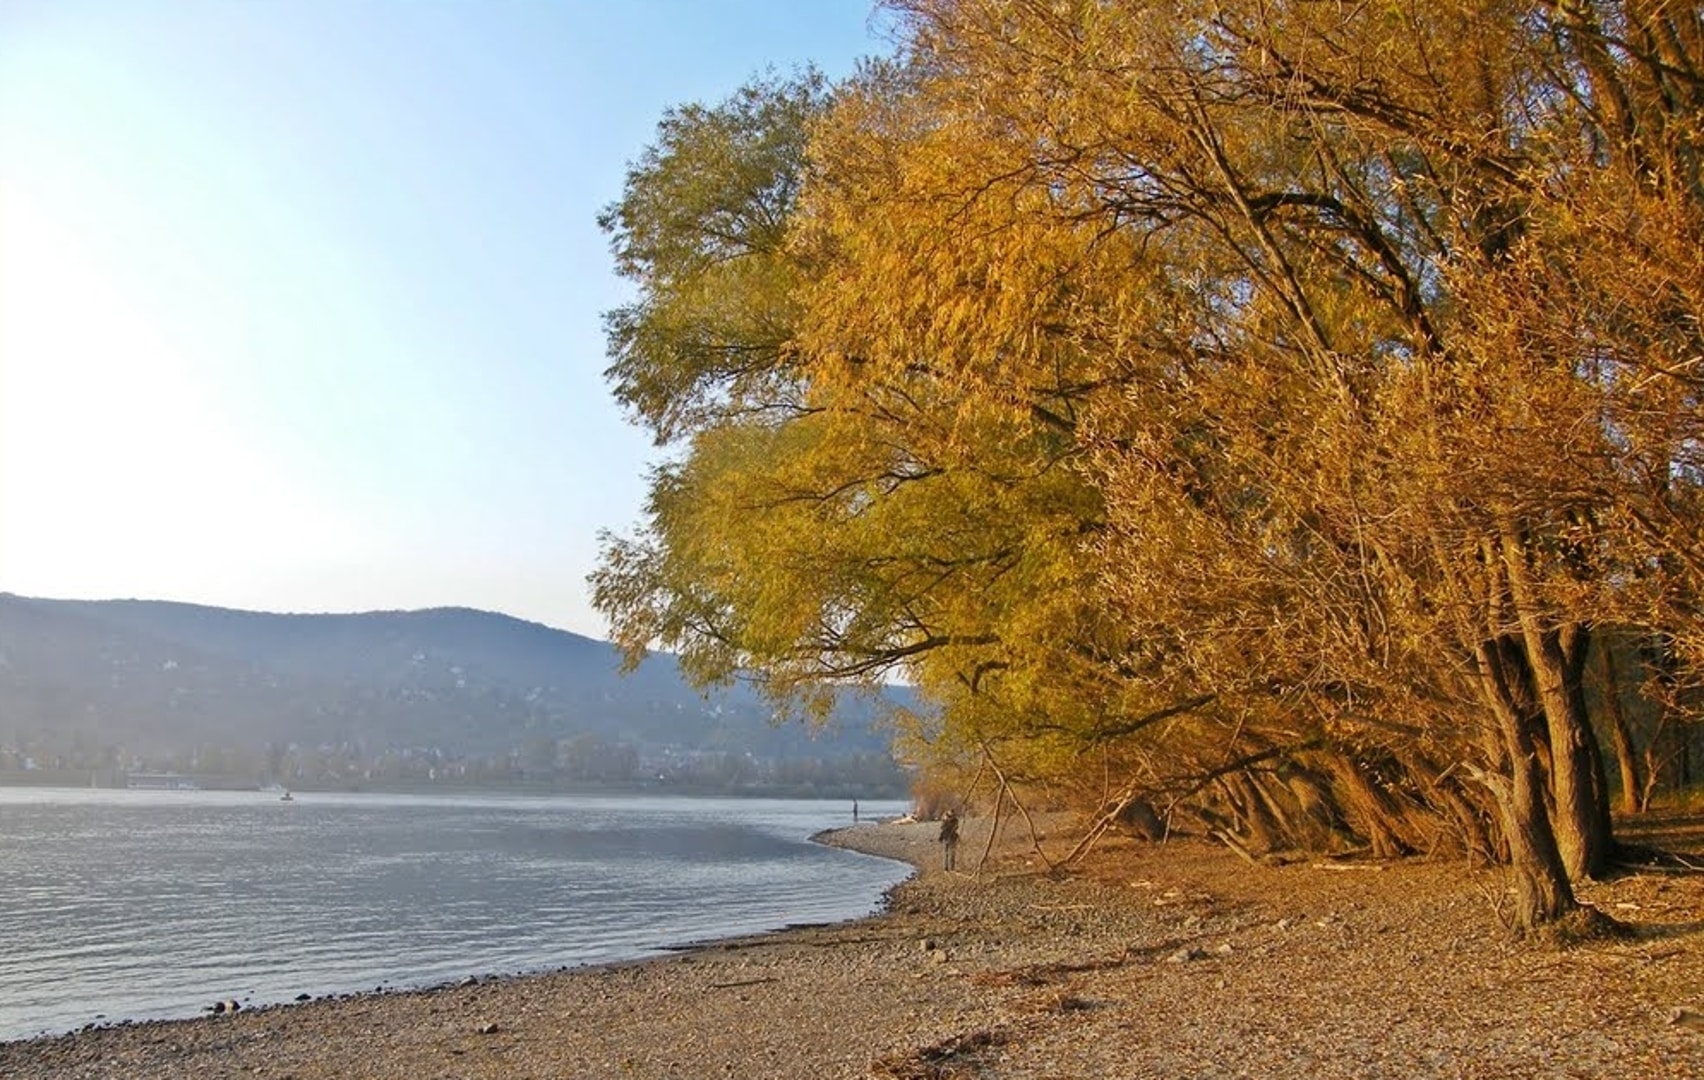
[5,816,1703,1077]
[0,815,931,1047]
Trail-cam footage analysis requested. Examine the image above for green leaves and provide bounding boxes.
[600,69,826,445]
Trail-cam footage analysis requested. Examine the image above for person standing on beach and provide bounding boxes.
[853,798,859,824]
[939,809,960,872]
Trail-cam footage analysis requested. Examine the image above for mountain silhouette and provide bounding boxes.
[0,594,899,764]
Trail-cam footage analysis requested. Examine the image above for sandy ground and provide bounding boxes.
[3,812,1703,1078]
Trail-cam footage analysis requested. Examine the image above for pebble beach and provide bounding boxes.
[4,814,1703,1078]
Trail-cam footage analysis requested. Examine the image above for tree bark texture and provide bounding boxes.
[1498,528,1615,880]
[1475,636,1577,929]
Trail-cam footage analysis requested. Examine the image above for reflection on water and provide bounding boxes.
[0,789,910,1041]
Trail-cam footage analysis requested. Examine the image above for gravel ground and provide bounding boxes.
[3,813,1702,1078]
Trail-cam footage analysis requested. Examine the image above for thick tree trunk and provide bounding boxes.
[1498,529,1616,879]
[1493,712,1580,929]
[1597,641,1644,816]
[1475,636,1577,930]
[1525,623,1616,879]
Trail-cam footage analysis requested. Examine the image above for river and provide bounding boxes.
[0,787,911,1041]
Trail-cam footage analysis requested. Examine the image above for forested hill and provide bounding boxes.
[0,594,898,764]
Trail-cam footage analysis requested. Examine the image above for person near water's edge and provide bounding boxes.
[939,809,960,871]
[853,798,859,824]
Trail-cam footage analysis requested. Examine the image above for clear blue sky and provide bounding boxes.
[0,0,885,638]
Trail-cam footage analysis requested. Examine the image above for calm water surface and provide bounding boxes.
[0,788,911,1041]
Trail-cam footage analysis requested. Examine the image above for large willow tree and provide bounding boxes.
[595,2,1704,932]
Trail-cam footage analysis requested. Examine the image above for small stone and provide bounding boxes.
[478,1022,502,1035]
[295,993,311,1002]
[1166,946,1209,963]
[1668,1006,1704,1032]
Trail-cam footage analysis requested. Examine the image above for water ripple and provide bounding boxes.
[0,790,909,1041]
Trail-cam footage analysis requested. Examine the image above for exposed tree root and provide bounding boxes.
[1534,904,1636,947]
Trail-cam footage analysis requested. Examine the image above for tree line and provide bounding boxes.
[592,0,1704,932]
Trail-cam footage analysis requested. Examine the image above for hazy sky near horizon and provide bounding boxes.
[0,0,885,638]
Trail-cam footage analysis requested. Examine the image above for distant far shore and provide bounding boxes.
[0,771,908,800]
[4,815,1702,1078]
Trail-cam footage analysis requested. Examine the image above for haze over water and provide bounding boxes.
[0,788,910,1041]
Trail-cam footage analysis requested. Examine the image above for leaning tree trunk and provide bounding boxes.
[1597,640,1644,816]
[1401,748,1496,862]
[1499,529,1616,880]
[1323,752,1415,859]
[1476,637,1578,931]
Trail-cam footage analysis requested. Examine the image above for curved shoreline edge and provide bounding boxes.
[5,817,1702,1078]
[811,817,937,874]
[0,818,940,1050]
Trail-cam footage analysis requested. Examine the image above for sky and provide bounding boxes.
[0,0,887,639]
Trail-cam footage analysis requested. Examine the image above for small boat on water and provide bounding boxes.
[280,790,295,802]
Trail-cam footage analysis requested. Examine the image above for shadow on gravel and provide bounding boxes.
[1632,920,1704,941]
